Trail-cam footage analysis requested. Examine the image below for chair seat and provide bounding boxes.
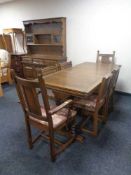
[29,106,76,129]
[74,95,104,112]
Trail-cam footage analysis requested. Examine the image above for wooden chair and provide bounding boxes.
[96,50,115,64]
[41,62,72,102]
[22,60,44,79]
[0,49,13,96]
[23,61,71,102]
[38,65,60,100]
[40,65,59,76]
[23,60,59,79]
[22,56,58,67]
[22,61,37,80]
[58,61,72,70]
[73,74,112,136]
[13,73,77,161]
[22,62,59,100]
[52,61,72,103]
[108,66,121,113]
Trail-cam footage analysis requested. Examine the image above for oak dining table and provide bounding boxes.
[44,62,119,98]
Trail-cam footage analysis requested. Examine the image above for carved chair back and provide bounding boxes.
[22,61,37,79]
[96,74,112,111]
[58,61,72,70]
[112,66,121,89]
[52,61,72,103]
[96,50,115,64]
[13,74,52,125]
[107,66,120,97]
[23,61,59,79]
[40,65,59,76]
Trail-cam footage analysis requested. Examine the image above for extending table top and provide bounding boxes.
[44,62,119,97]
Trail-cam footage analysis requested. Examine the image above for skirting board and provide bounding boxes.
[115,90,131,96]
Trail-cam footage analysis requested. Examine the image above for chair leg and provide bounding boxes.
[100,100,109,124]
[109,94,114,113]
[80,113,98,137]
[92,113,98,136]
[49,129,56,162]
[25,117,33,149]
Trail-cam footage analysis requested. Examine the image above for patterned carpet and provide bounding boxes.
[0,85,131,175]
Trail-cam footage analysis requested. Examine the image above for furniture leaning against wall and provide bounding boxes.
[22,17,67,74]
[2,28,26,77]
[0,34,13,53]
[3,28,25,53]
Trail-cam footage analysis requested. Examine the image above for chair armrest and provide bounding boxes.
[49,99,73,115]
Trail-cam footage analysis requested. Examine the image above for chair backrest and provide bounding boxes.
[96,74,112,110]
[108,66,121,97]
[112,66,121,89]
[96,50,115,64]
[13,72,52,124]
[58,61,72,70]
[22,61,37,79]
[34,59,57,67]
[40,65,59,76]
[22,56,57,67]
[23,60,59,79]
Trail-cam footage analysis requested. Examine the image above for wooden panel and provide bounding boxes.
[11,53,26,77]
[0,35,5,49]
[28,45,63,55]
[0,34,13,52]
[3,28,23,34]
[2,34,13,52]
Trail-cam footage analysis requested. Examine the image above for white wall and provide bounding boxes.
[0,0,131,93]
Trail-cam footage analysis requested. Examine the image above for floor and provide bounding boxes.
[0,85,131,175]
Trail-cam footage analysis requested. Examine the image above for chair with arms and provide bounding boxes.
[73,74,112,136]
[13,72,77,161]
[96,50,115,64]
